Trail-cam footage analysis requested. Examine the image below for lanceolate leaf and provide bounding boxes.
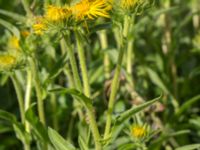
[48,127,76,150]
[150,130,190,149]
[25,105,49,143]
[175,95,200,118]
[0,18,20,38]
[115,95,161,124]
[0,9,26,22]
[175,144,200,150]
[49,88,92,109]
[146,68,169,94]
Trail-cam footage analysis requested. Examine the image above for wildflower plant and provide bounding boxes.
[0,0,199,150]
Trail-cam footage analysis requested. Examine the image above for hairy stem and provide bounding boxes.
[30,57,46,125]
[104,15,129,139]
[75,31,91,97]
[75,30,102,149]
[64,35,82,91]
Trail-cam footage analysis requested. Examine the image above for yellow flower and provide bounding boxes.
[121,0,140,9]
[8,36,20,49]
[33,17,47,35]
[131,124,147,138]
[33,23,46,35]
[71,0,111,20]
[0,55,16,70]
[45,5,72,22]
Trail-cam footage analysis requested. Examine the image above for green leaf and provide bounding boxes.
[13,123,31,145]
[0,18,20,38]
[0,109,17,123]
[146,67,169,94]
[0,109,31,145]
[175,144,200,150]
[25,104,49,143]
[48,127,76,150]
[0,124,12,133]
[49,88,92,109]
[78,136,89,150]
[175,95,200,117]
[150,130,190,150]
[115,95,161,124]
[118,143,140,150]
[0,9,26,22]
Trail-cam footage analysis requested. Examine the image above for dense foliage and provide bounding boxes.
[0,0,200,150]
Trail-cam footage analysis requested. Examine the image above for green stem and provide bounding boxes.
[61,38,84,122]
[11,73,25,123]
[50,90,58,130]
[75,30,102,149]
[75,31,91,97]
[103,46,124,139]
[104,16,130,139]
[98,30,110,79]
[63,35,82,91]
[29,57,46,125]
[24,67,32,132]
[21,0,32,16]
[126,40,133,75]
[24,143,30,150]
[87,106,102,150]
[11,73,31,150]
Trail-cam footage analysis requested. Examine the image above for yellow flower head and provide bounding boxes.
[71,0,111,20]
[45,5,72,22]
[121,0,140,9]
[8,36,20,49]
[33,23,46,35]
[33,17,47,35]
[0,55,17,70]
[131,124,147,138]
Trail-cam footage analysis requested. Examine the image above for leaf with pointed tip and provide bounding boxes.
[115,95,161,124]
[175,95,200,118]
[146,67,169,94]
[150,130,190,149]
[49,88,92,109]
[48,127,76,150]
